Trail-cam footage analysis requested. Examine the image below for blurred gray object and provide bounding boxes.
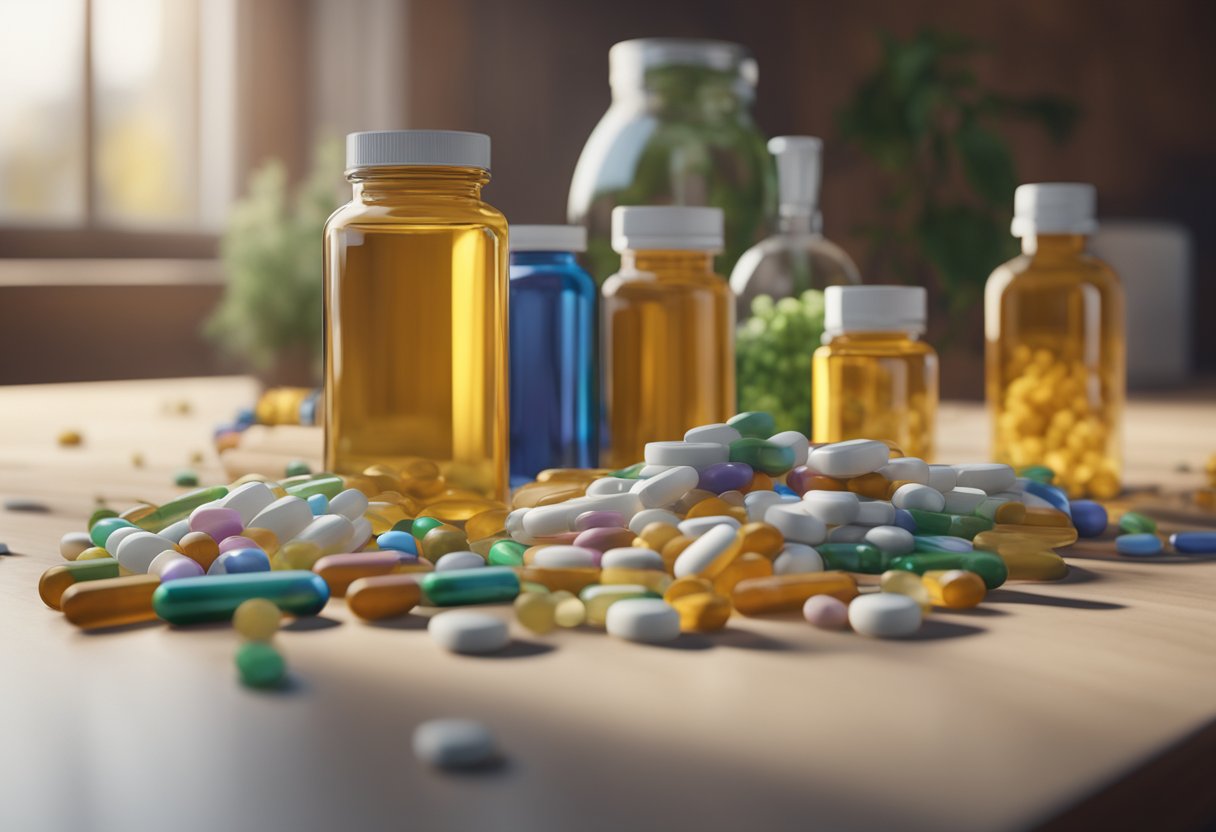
[1091,220,1192,388]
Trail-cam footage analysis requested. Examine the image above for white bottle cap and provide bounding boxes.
[770,136,822,223]
[509,225,587,253]
[1011,183,1097,237]
[346,130,491,171]
[824,285,927,337]
[609,39,757,93]
[611,206,724,253]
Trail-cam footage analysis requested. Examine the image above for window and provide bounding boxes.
[0,0,235,242]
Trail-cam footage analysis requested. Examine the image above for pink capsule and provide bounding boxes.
[218,535,260,553]
[189,507,244,543]
[574,511,626,532]
[572,526,635,555]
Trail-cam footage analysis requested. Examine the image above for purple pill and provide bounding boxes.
[571,526,635,557]
[159,557,205,582]
[189,506,244,542]
[698,462,753,494]
[574,510,626,532]
[218,535,258,553]
[785,466,812,496]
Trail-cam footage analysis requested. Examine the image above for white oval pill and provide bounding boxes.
[60,531,93,561]
[942,487,987,515]
[808,439,890,478]
[677,515,741,539]
[158,519,192,544]
[520,502,576,537]
[744,490,783,522]
[684,423,742,445]
[148,549,191,577]
[601,547,664,571]
[801,491,860,525]
[290,514,355,555]
[114,532,178,573]
[863,525,916,555]
[104,525,143,554]
[248,496,314,543]
[628,508,681,534]
[673,524,739,578]
[586,477,636,496]
[532,546,597,569]
[764,503,827,545]
[429,610,509,654]
[412,718,499,769]
[644,441,729,469]
[768,430,810,467]
[218,481,277,526]
[605,598,681,643]
[773,543,824,575]
[855,500,896,526]
[435,551,487,571]
[631,465,699,508]
[952,463,1016,494]
[329,488,370,522]
[343,516,373,552]
[891,483,946,512]
[637,464,675,478]
[927,464,958,492]
[828,524,869,543]
[878,457,930,484]
[849,592,923,637]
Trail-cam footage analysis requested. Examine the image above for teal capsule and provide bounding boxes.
[906,509,993,539]
[888,550,1008,589]
[1118,511,1157,535]
[913,534,973,553]
[611,462,646,479]
[134,485,230,532]
[729,438,795,476]
[285,474,344,500]
[88,508,119,530]
[90,517,135,549]
[487,539,526,567]
[727,411,776,439]
[816,543,895,574]
[419,567,520,607]
[152,570,329,625]
[285,459,312,478]
[1017,465,1055,485]
[235,641,286,689]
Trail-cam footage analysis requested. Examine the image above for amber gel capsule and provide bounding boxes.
[60,575,160,629]
[731,571,858,615]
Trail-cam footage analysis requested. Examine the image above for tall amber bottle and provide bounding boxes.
[985,183,1124,499]
[602,206,734,468]
[812,286,938,459]
[324,131,509,501]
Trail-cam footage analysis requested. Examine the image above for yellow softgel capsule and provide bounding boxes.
[712,552,773,596]
[178,531,221,570]
[465,508,509,542]
[76,546,112,561]
[242,527,281,556]
[993,501,1027,525]
[671,592,731,632]
[514,592,557,635]
[636,521,681,551]
[663,576,716,603]
[549,590,586,627]
[921,569,986,608]
[980,524,1078,548]
[515,566,600,594]
[274,540,324,571]
[731,571,858,616]
[998,549,1068,581]
[599,568,671,594]
[880,570,932,611]
[421,526,468,561]
[1021,507,1072,527]
[60,575,160,630]
[424,497,504,523]
[673,489,716,514]
[659,535,694,572]
[737,522,785,558]
[512,481,585,508]
[685,497,735,519]
[233,598,282,640]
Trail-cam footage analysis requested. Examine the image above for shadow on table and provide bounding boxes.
[283,615,342,632]
[76,619,163,636]
[986,588,1124,611]
[468,640,555,660]
[900,618,986,641]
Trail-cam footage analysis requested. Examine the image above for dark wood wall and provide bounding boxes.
[407,0,1216,373]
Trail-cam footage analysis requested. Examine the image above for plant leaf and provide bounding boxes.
[955,119,1017,206]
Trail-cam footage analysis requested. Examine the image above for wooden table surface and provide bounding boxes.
[1,377,1214,832]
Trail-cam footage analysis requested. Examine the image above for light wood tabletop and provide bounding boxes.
[1,377,1214,832]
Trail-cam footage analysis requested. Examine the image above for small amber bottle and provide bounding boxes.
[812,286,938,459]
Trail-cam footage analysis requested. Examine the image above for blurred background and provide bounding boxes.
[0,0,1212,396]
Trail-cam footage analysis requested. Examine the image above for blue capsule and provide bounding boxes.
[1069,500,1108,538]
[893,509,916,533]
[1023,480,1071,516]
[1115,533,1163,557]
[1169,532,1216,554]
[307,493,329,516]
[774,483,797,497]
[376,530,419,556]
[209,547,271,575]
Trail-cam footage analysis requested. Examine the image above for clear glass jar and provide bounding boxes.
[568,38,776,284]
[602,207,734,468]
[985,184,1124,498]
[324,131,509,501]
[812,286,938,459]
[731,136,860,433]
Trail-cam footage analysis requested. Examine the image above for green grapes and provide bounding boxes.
[735,290,826,434]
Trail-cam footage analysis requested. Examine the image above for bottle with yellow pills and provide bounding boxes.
[985,183,1124,499]
[324,131,509,501]
[812,286,938,459]
[602,206,734,468]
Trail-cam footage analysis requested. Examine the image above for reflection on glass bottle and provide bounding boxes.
[568,38,776,285]
[731,137,860,434]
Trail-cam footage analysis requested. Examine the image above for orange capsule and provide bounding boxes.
[60,575,160,629]
[686,497,735,519]
[737,522,784,558]
[178,531,221,571]
[804,475,846,492]
[636,522,681,552]
[993,501,1027,525]
[741,472,775,493]
[663,576,715,603]
[1022,507,1072,527]
[346,574,422,620]
[712,552,772,596]
[671,592,732,632]
[731,571,859,615]
[659,535,694,572]
[847,473,889,499]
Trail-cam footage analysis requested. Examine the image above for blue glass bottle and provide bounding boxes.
[508,226,599,484]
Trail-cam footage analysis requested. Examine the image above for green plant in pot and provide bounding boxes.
[837,29,1078,394]
[206,140,342,386]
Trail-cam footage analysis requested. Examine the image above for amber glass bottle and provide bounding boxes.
[985,184,1124,499]
[324,131,509,501]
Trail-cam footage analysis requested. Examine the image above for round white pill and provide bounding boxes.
[863,525,916,555]
[428,610,509,654]
[849,592,923,638]
[807,439,890,478]
[628,508,681,534]
[601,547,664,571]
[773,543,824,575]
[60,531,93,561]
[532,546,597,569]
[891,483,946,512]
[764,503,827,545]
[412,718,498,769]
[801,491,860,525]
[605,598,681,643]
[435,551,487,571]
[631,465,699,508]
[644,441,729,469]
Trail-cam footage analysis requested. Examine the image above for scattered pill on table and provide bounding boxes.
[174,469,200,487]
[235,641,286,689]
[57,429,83,447]
[848,593,923,638]
[1115,533,1163,557]
[1169,532,1216,555]
[5,498,50,513]
[413,718,499,770]
[429,610,510,654]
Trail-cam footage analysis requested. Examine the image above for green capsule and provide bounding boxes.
[487,539,527,567]
[284,474,344,500]
[284,459,312,478]
[611,462,646,479]
[152,570,330,625]
[38,558,122,610]
[1118,511,1157,535]
[888,550,1008,589]
[1017,465,1055,484]
[134,485,230,532]
[88,507,119,530]
[729,438,795,476]
[411,516,445,539]
[235,641,286,689]
[907,509,993,540]
[948,514,994,539]
[419,567,519,606]
[174,469,200,487]
[727,411,776,439]
[89,517,135,549]
[816,543,895,574]
[390,519,414,533]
